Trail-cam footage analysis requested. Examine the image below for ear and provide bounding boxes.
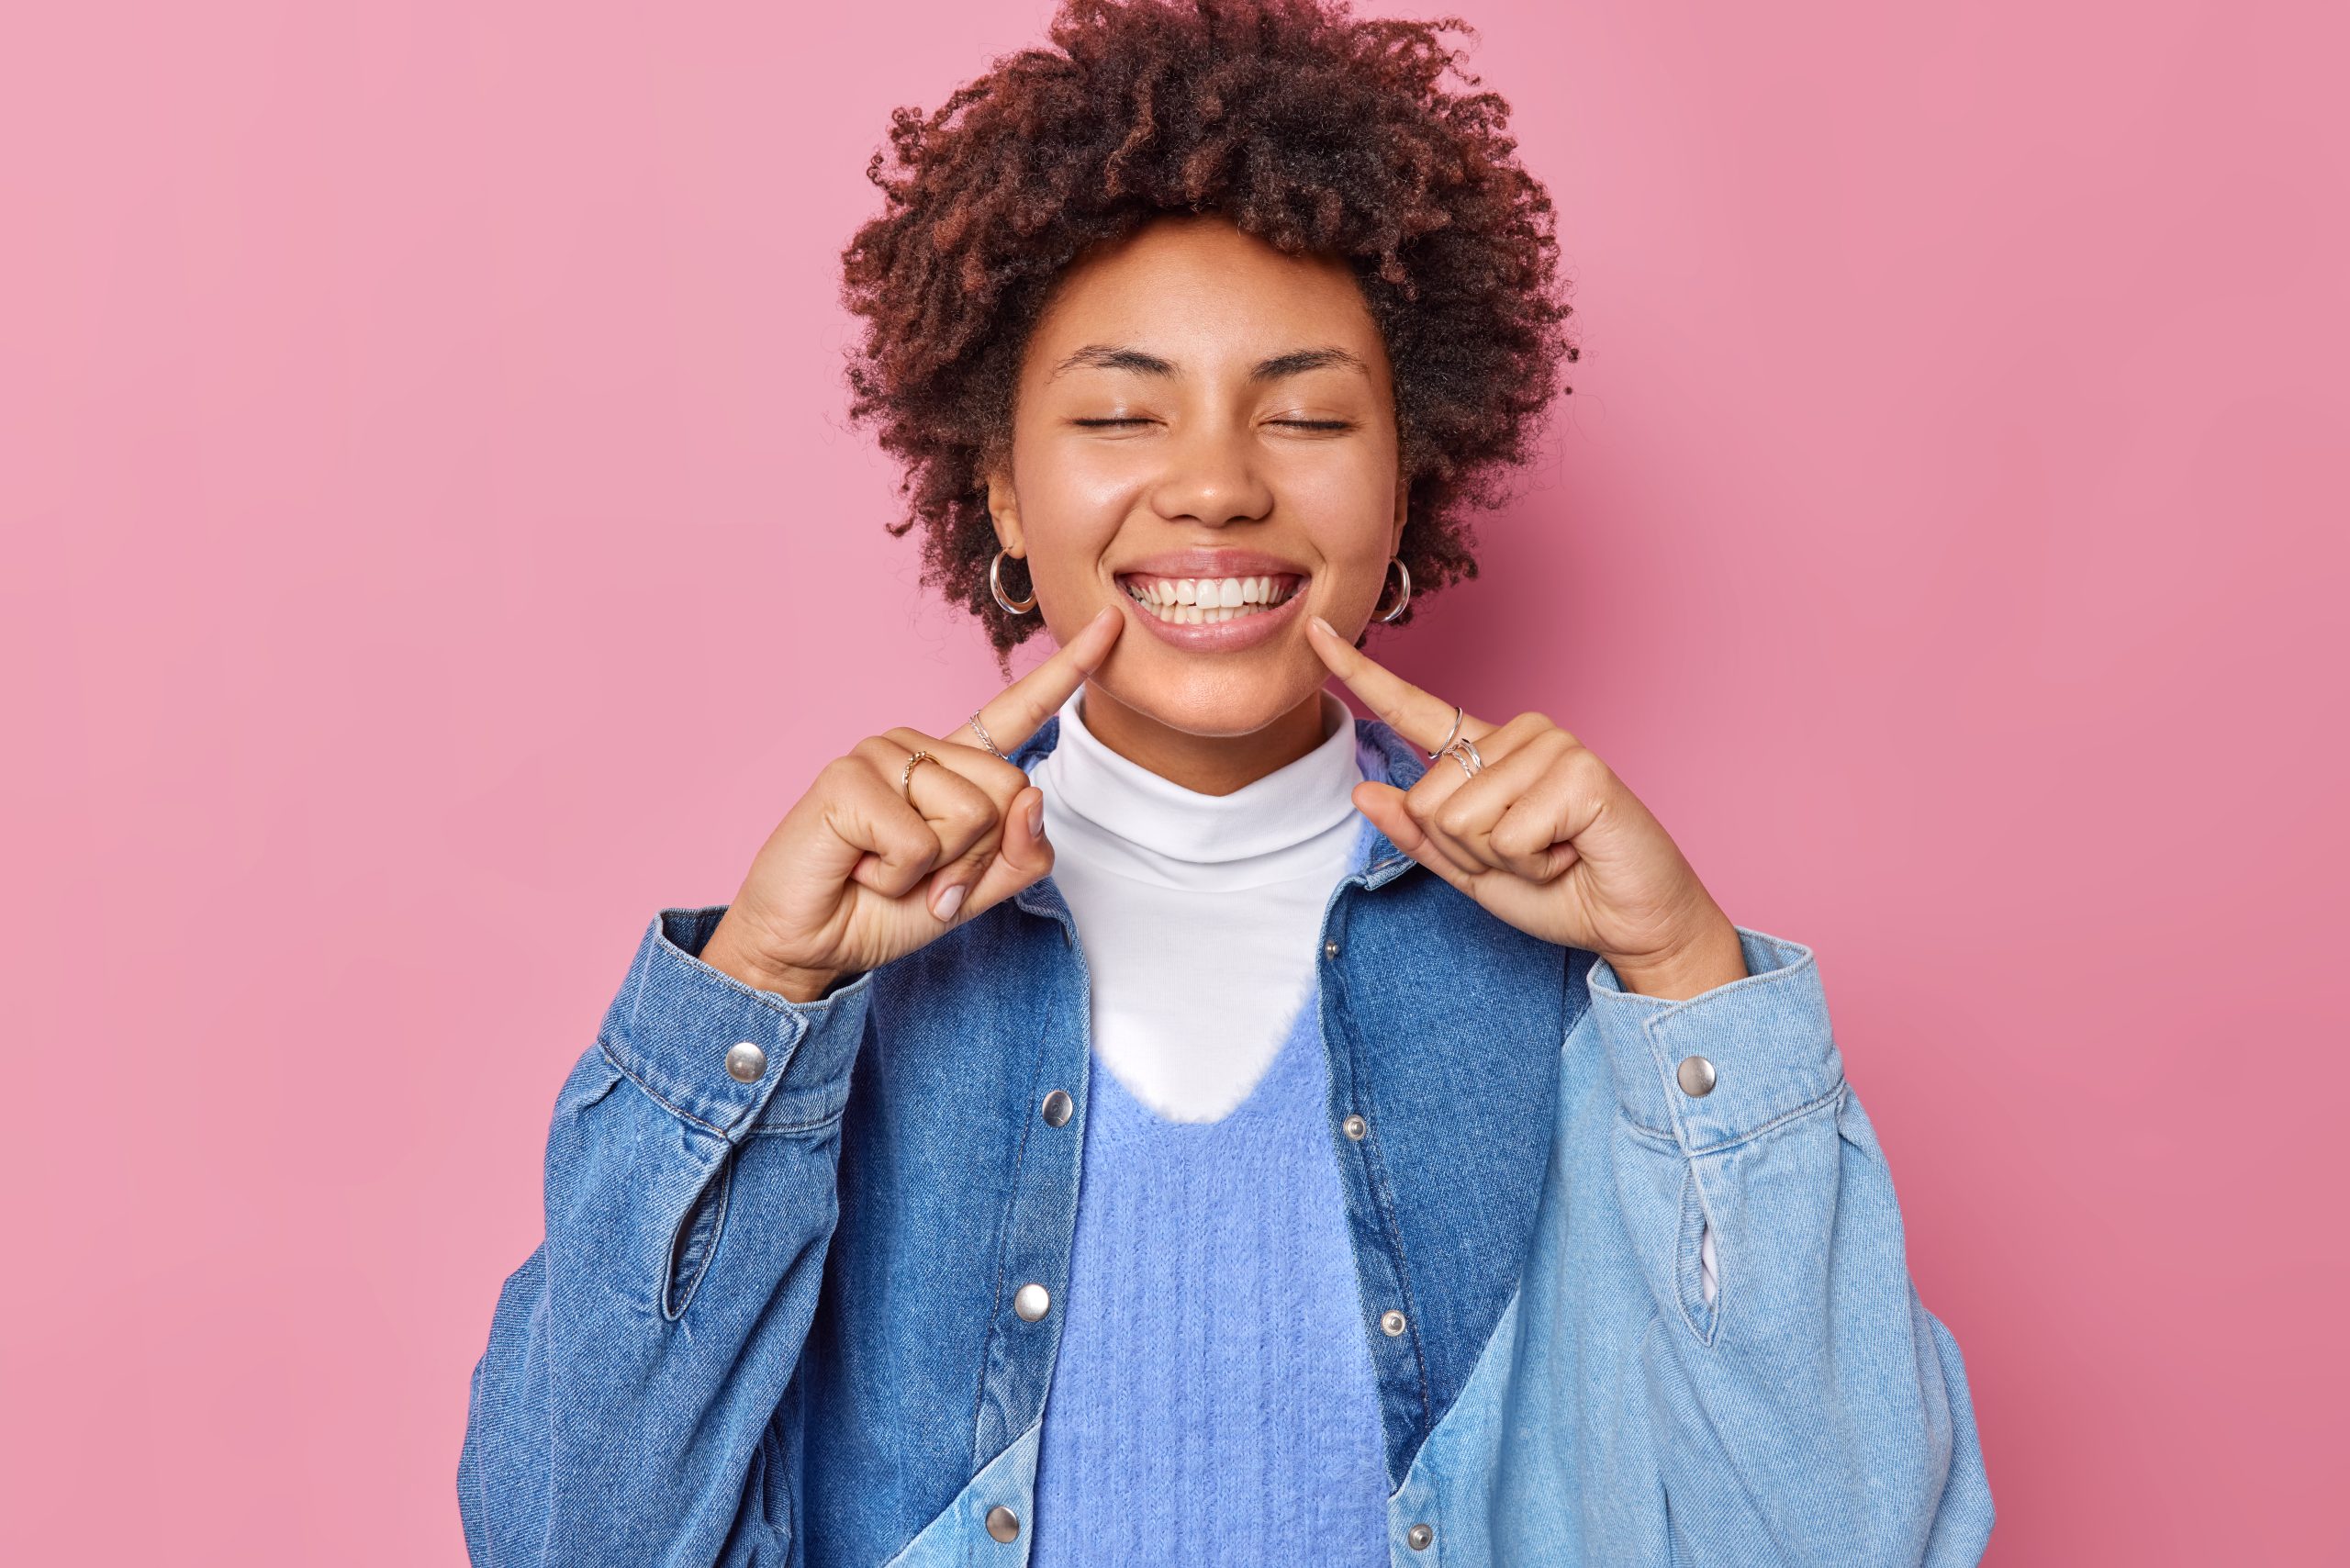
[986,467,1027,558]
[1389,466,1410,555]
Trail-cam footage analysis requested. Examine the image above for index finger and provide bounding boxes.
[958,604,1123,757]
[1305,614,1494,755]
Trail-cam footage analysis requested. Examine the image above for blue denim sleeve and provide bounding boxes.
[456,907,874,1568]
[1585,928,1995,1565]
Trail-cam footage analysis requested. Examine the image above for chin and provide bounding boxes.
[1092,643,1323,741]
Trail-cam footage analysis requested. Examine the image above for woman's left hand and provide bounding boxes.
[1307,616,1748,1001]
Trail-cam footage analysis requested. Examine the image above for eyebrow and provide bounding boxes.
[1046,343,1371,384]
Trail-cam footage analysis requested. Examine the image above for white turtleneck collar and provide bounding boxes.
[1034,687,1365,891]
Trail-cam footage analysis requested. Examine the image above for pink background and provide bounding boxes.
[4,1,2342,1562]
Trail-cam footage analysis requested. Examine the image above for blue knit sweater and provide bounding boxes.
[1027,819,1391,1565]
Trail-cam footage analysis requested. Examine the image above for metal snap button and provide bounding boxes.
[1676,1055,1717,1097]
[1342,1114,1367,1141]
[985,1505,1021,1542]
[1380,1308,1408,1337]
[724,1042,767,1082]
[1324,939,1340,958]
[1041,1089,1073,1127]
[1013,1283,1051,1322]
[1407,1522,1436,1551]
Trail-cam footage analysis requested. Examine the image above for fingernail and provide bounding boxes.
[1091,605,1116,624]
[932,880,967,922]
[1027,797,1046,837]
[1310,615,1336,637]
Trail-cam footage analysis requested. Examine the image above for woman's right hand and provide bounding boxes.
[698,607,1122,1002]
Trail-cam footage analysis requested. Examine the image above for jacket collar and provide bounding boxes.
[1348,715,1430,890]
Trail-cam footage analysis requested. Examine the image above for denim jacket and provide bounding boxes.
[458,715,1994,1566]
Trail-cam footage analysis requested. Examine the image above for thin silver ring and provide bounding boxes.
[1443,735,1484,778]
[966,711,1011,762]
[1428,704,1465,761]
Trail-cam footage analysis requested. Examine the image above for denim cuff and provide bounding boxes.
[1587,927,1844,1151]
[594,906,874,1141]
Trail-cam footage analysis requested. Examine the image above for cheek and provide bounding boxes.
[1294,465,1398,569]
[1013,451,1140,578]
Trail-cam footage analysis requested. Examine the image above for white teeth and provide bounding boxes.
[1123,574,1297,626]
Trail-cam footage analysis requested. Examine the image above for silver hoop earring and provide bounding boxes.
[989,549,1037,615]
[1375,556,1412,623]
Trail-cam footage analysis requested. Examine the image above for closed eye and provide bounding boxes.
[1068,416,1354,431]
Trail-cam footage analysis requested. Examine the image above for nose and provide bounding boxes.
[1147,419,1274,529]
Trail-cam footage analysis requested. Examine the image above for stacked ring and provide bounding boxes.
[901,749,943,796]
[1428,703,1465,761]
[1443,736,1484,779]
[966,711,1011,762]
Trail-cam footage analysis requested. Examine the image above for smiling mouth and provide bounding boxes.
[1117,572,1305,626]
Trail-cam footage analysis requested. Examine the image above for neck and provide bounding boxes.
[1074,683,1333,796]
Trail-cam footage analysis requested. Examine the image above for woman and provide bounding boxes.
[457,1,1993,1562]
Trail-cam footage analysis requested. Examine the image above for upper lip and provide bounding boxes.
[1113,549,1311,581]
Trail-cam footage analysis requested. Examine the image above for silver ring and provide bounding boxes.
[966,711,1011,762]
[1428,704,1464,761]
[1443,736,1483,778]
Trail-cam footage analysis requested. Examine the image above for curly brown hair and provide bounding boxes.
[839,0,1576,658]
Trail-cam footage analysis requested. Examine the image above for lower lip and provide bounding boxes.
[1117,584,1307,653]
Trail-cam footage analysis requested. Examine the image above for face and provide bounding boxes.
[987,213,1406,741]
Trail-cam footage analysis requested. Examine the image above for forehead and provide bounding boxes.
[1024,215,1388,375]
